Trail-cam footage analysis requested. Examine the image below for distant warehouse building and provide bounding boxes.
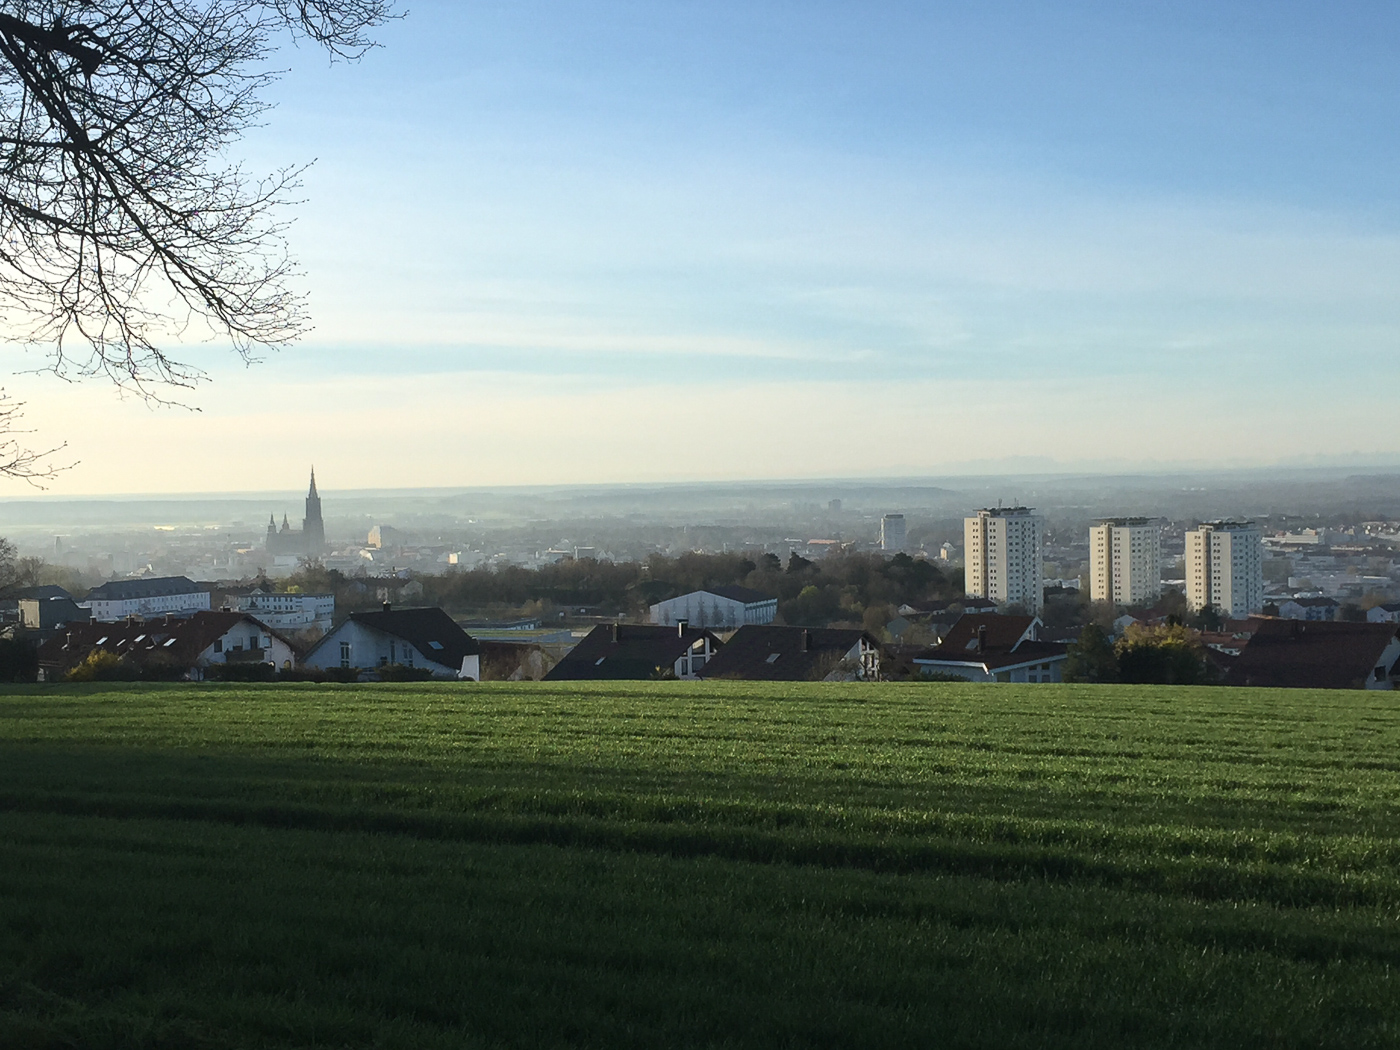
[80,576,211,622]
[649,586,777,629]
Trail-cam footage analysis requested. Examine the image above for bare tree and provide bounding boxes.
[0,0,393,477]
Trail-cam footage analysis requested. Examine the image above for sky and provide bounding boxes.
[5,0,1400,494]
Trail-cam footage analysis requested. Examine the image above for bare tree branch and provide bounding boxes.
[0,0,395,477]
[0,386,67,483]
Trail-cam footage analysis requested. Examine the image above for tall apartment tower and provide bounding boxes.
[1185,521,1264,619]
[964,507,1044,614]
[880,513,907,552]
[302,468,325,555]
[1089,518,1163,607]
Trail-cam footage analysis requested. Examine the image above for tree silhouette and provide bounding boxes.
[0,0,393,478]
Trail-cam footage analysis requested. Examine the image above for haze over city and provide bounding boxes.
[3,0,1398,494]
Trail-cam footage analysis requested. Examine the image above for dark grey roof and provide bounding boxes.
[545,624,720,681]
[345,607,480,670]
[697,625,874,681]
[1226,621,1400,689]
[10,585,74,602]
[84,576,204,602]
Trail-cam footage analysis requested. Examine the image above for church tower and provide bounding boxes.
[302,467,325,555]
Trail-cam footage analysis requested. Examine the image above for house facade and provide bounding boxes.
[80,576,211,621]
[965,508,1044,615]
[1277,597,1339,622]
[235,591,335,632]
[1089,518,1163,606]
[303,606,481,680]
[1186,521,1264,618]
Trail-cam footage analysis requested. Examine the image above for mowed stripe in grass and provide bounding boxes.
[1,681,1398,1048]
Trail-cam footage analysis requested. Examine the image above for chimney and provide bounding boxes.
[382,602,391,613]
[676,619,688,636]
[977,625,987,653]
[610,622,620,643]
[800,629,810,653]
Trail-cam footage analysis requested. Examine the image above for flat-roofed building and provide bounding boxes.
[964,507,1044,615]
[880,513,907,552]
[1186,521,1264,619]
[1089,518,1163,607]
[80,576,211,622]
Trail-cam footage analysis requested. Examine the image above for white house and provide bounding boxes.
[650,586,778,629]
[80,576,211,621]
[1277,596,1339,622]
[235,591,334,632]
[303,605,481,680]
[912,614,1068,684]
[1369,603,1400,624]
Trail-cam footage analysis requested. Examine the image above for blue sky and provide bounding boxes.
[9,1,1400,492]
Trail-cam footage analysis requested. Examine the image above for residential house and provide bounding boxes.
[545,623,721,681]
[1368,603,1400,624]
[896,597,998,619]
[1277,596,1340,622]
[37,611,295,681]
[697,625,880,681]
[303,606,481,680]
[649,586,778,629]
[911,613,1068,683]
[81,576,211,621]
[1226,620,1400,690]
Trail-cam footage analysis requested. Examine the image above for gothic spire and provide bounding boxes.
[308,466,318,499]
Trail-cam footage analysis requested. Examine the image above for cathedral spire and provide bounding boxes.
[308,466,318,499]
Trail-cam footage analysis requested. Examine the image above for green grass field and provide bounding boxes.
[1,681,1398,1049]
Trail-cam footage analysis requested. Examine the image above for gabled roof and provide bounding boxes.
[917,640,1068,672]
[545,624,719,681]
[1281,596,1339,608]
[37,611,280,672]
[930,614,1038,654]
[84,576,204,602]
[653,585,776,607]
[1226,620,1400,689]
[7,585,75,602]
[339,607,480,670]
[697,625,874,681]
[700,585,777,605]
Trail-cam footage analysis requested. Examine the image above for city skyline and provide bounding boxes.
[3,1,1399,494]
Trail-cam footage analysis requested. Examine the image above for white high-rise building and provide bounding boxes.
[1185,521,1264,619]
[880,513,907,552]
[1089,518,1163,607]
[964,507,1044,614]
